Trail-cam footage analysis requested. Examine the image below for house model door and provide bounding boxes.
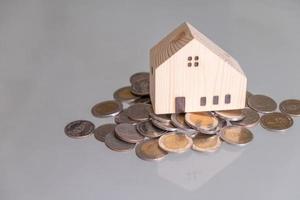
[175,97,185,113]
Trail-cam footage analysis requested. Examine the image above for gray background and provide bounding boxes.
[1,0,300,199]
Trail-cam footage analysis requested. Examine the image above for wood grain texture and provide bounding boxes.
[150,22,247,114]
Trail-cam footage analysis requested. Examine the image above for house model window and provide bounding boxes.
[225,94,231,104]
[213,96,219,105]
[187,56,199,67]
[200,97,206,106]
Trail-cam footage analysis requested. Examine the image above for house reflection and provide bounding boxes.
[157,143,246,191]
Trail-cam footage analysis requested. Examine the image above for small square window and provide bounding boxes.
[194,56,199,60]
[188,62,192,67]
[194,62,199,67]
[188,56,192,61]
[225,94,231,104]
[200,97,206,106]
[213,96,219,105]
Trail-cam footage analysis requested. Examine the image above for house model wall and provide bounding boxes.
[150,22,247,114]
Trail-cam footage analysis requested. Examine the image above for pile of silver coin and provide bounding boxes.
[64,72,300,161]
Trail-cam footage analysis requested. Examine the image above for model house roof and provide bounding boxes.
[150,22,244,74]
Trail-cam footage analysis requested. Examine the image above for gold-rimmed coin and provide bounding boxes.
[104,132,135,152]
[171,113,197,136]
[94,123,116,142]
[231,108,260,128]
[158,132,193,153]
[91,100,123,118]
[192,134,222,152]
[171,113,194,130]
[127,103,153,121]
[64,120,95,139]
[247,94,277,113]
[149,112,171,124]
[219,126,253,146]
[185,112,219,131]
[113,86,139,103]
[199,117,227,135]
[215,109,245,121]
[135,139,168,161]
[260,112,293,132]
[279,99,300,117]
[136,121,167,138]
[114,123,144,143]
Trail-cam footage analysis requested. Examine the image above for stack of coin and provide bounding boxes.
[127,103,153,121]
[185,112,219,134]
[215,109,245,121]
[65,72,299,162]
[130,72,150,96]
[91,100,123,118]
[113,86,139,103]
[231,108,260,128]
[136,120,167,138]
[171,113,198,137]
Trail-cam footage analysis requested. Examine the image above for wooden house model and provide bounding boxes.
[150,22,247,114]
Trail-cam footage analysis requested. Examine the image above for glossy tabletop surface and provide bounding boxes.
[1,1,300,199]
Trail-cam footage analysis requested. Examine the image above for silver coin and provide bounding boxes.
[94,123,116,142]
[136,121,167,138]
[104,131,135,152]
[131,78,149,96]
[151,119,178,132]
[114,109,138,125]
[215,109,245,121]
[130,72,149,84]
[247,94,277,113]
[149,112,171,124]
[65,120,95,139]
[279,99,300,117]
[127,103,153,121]
[260,112,293,132]
[114,123,144,143]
